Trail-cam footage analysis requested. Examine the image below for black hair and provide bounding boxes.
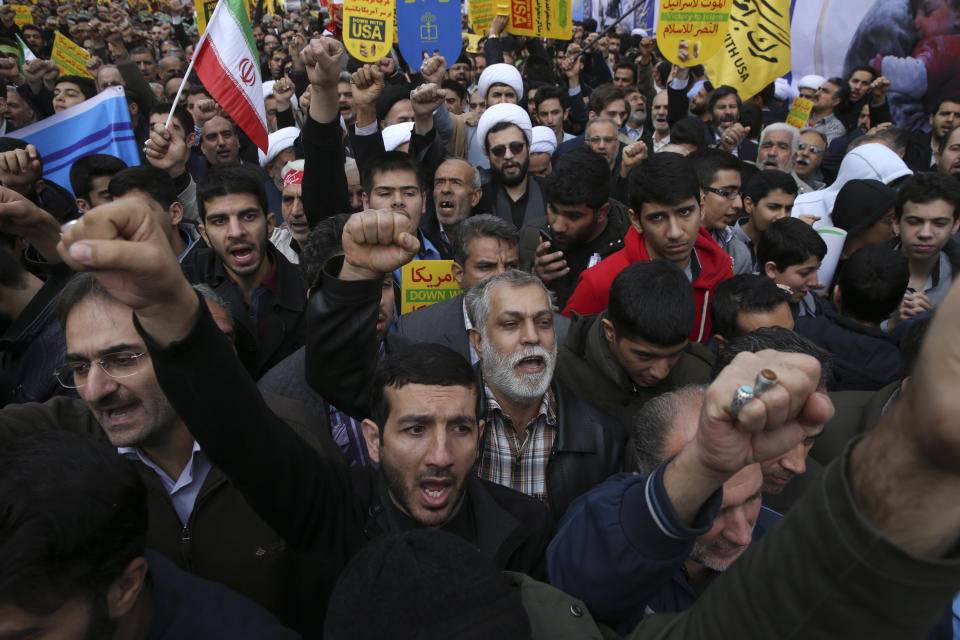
[939,124,960,156]
[361,151,428,195]
[299,212,351,289]
[0,431,147,613]
[707,85,741,113]
[670,117,707,150]
[847,64,877,83]
[757,217,827,271]
[482,121,527,154]
[196,163,269,223]
[369,343,478,431]
[544,146,611,209]
[894,172,960,221]
[655,61,671,87]
[714,326,833,389]
[69,153,128,202]
[608,260,694,346]
[20,23,40,35]
[184,84,211,99]
[56,75,97,100]
[149,102,195,138]
[758,82,776,105]
[739,103,762,139]
[451,214,519,267]
[629,152,701,213]
[108,165,179,210]
[742,169,798,204]
[531,83,566,111]
[587,84,626,115]
[129,45,155,60]
[614,61,637,84]
[932,94,960,118]
[56,272,114,330]
[898,316,931,379]
[441,79,466,101]
[825,76,850,104]
[838,245,909,324]
[688,147,741,190]
[710,274,792,339]
[523,54,553,85]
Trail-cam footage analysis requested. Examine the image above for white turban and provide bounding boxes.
[382,121,414,152]
[476,103,533,152]
[477,63,523,102]
[530,126,557,155]
[797,74,826,91]
[258,126,301,167]
[262,80,299,113]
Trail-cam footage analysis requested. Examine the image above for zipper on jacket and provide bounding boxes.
[181,524,193,568]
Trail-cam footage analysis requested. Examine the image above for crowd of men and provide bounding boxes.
[1,1,960,638]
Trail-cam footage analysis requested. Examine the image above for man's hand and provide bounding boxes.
[193,99,220,126]
[273,77,295,111]
[0,144,42,191]
[562,44,583,84]
[303,36,343,89]
[889,291,934,329]
[350,64,385,109]
[86,56,104,75]
[619,141,647,178]
[532,239,568,282]
[420,54,445,86]
[718,122,750,152]
[57,199,199,345]
[22,59,46,91]
[0,187,62,262]
[638,36,656,64]
[869,75,891,104]
[410,83,444,133]
[144,125,190,176]
[40,60,60,89]
[339,210,420,281]
[489,14,508,37]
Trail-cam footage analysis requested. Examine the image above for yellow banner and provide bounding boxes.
[401,260,462,314]
[51,32,93,78]
[463,32,482,53]
[657,0,731,67]
[785,97,814,129]
[342,0,394,62]
[469,0,496,34]
[702,0,791,101]
[506,0,571,40]
[195,0,262,35]
[12,5,32,26]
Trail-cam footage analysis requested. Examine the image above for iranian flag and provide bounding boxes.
[192,0,268,151]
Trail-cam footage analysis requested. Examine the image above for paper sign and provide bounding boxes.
[469,0,495,33]
[657,0,732,67]
[401,260,462,314]
[342,0,394,62]
[463,31,482,53]
[396,0,462,66]
[815,226,847,289]
[51,32,93,78]
[786,97,814,130]
[196,0,264,35]
[507,0,571,40]
[12,5,32,25]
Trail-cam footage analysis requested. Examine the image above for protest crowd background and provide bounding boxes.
[3,0,960,637]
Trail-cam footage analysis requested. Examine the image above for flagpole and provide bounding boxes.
[164,16,213,129]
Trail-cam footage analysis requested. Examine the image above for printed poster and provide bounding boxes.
[656,0,732,67]
[401,260,462,314]
[343,0,394,62]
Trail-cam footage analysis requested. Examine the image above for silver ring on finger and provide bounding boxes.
[753,369,778,395]
[730,384,755,418]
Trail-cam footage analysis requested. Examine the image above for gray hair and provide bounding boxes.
[465,269,556,331]
[344,156,358,173]
[847,126,909,155]
[339,71,352,84]
[759,122,800,154]
[585,116,620,136]
[452,214,519,267]
[192,284,233,316]
[799,128,826,147]
[633,385,708,474]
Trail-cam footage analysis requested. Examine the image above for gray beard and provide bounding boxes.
[480,332,557,405]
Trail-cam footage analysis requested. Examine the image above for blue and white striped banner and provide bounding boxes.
[13,86,140,195]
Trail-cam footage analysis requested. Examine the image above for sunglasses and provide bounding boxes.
[797,142,823,154]
[489,141,526,158]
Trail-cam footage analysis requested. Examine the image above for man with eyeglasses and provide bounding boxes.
[689,148,753,275]
[794,129,827,191]
[584,117,623,174]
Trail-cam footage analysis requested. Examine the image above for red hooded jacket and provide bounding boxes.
[562,226,734,343]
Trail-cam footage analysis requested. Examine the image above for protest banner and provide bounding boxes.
[469,0,495,33]
[657,0,732,67]
[463,31,483,53]
[396,0,461,66]
[785,97,814,129]
[342,0,393,62]
[506,0,571,40]
[702,0,790,100]
[51,32,93,78]
[401,261,462,314]
[12,5,32,26]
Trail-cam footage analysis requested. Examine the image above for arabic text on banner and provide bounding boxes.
[785,97,814,129]
[507,0,572,40]
[656,0,732,67]
[342,0,394,62]
[51,32,93,78]
[401,260,462,314]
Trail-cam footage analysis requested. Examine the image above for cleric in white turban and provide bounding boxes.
[476,63,524,103]
[530,125,558,155]
[476,103,533,154]
[381,121,414,152]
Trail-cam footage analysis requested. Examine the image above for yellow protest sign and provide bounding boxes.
[401,260,462,314]
[469,0,495,34]
[507,0,571,40]
[702,0,791,101]
[12,5,32,26]
[656,0,732,67]
[463,32,482,53]
[51,32,93,78]
[785,97,814,129]
[195,0,264,35]
[342,0,394,63]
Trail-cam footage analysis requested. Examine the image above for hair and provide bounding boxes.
[193,282,232,314]
[688,147,742,189]
[465,270,555,332]
[69,153,128,202]
[742,169,798,204]
[483,121,527,153]
[544,146,611,209]
[585,115,620,137]
[0,431,147,614]
[587,84,626,114]
[853,126,910,155]
[299,213,351,288]
[707,85,741,113]
[614,61,637,84]
[56,75,97,100]
[149,102,195,137]
[196,164,269,223]
[531,83,565,111]
[369,343,478,431]
[898,316,931,379]
[451,214,519,267]
[739,103,762,138]
[825,76,850,104]
[714,326,833,389]
[361,151,428,194]
[671,117,707,150]
[629,152,702,213]
[633,385,708,473]
[757,217,827,271]
[655,60,671,87]
[108,166,179,210]
[129,45,154,60]
[184,84,211,99]
[338,70,352,84]
[20,23,40,35]
[759,122,800,155]
[798,128,827,147]
[847,64,878,83]
[608,260,694,346]
[894,172,960,221]
[709,274,792,339]
[837,245,909,324]
[441,79,466,101]
[939,124,960,155]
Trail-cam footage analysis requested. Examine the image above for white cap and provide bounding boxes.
[476,103,533,151]
[262,80,299,112]
[477,63,523,102]
[382,121,414,152]
[797,74,826,91]
[530,126,557,154]
[258,126,300,167]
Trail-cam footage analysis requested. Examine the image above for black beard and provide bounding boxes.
[492,156,529,187]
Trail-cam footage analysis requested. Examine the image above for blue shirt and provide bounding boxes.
[120,441,212,525]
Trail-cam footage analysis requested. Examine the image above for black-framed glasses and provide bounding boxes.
[586,136,618,145]
[797,142,823,154]
[703,185,741,200]
[53,352,149,389]
[489,141,526,158]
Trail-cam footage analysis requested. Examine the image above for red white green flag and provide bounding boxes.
[192,0,268,151]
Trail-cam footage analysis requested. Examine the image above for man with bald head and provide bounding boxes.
[159,56,186,83]
[200,115,241,166]
[423,157,482,250]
